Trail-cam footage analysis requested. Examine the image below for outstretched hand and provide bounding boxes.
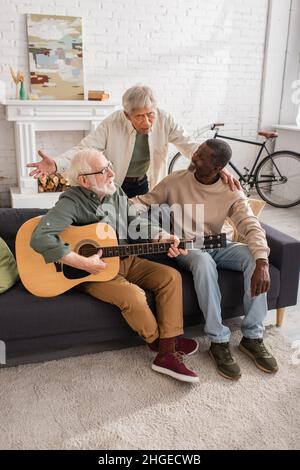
[27,150,57,179]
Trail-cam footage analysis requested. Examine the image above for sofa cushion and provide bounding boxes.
[0,237,19,294]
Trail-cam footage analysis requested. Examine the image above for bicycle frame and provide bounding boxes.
[169,123,300,207]
[213,131,270,184]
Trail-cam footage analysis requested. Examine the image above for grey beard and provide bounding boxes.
[91,182,116,198]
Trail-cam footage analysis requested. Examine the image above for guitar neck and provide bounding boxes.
[101,240,190,258]
[81,233,226,259]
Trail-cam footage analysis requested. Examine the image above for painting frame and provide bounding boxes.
[27,13,84,100]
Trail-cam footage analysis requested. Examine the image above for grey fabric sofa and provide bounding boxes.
[0,207,299,367]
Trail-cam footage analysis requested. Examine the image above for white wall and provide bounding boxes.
[259,0,291,129]
[0,0,269,206]
[259,0,300,128]
[280,0,300,124]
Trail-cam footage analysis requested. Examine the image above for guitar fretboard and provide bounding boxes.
[80,241,189,258]
[103,241,186,257]
[79,233,226,258]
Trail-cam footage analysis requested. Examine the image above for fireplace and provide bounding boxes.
[4,100,119,208]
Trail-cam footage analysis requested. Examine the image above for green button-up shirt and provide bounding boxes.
[30,185,158,264]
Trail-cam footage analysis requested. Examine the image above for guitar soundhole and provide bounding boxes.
[78,243,98,258]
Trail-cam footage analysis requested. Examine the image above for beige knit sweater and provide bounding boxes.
[134,169,269,260]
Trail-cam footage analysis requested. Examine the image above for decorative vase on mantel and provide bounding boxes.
[14,82,19,99]
[19,81,27,100]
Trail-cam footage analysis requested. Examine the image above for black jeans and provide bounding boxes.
[121,175,149,198]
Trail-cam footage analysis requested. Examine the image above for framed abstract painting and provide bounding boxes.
[27,14,84,100]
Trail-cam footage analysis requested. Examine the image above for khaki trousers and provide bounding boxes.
[82,256,184,343]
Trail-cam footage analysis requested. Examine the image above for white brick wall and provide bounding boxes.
[0,0,269,207]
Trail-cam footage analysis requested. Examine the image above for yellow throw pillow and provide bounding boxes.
[0,237,19,294]
[222,198,266,242]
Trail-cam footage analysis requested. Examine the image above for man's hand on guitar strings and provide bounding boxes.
[159,234,188,258]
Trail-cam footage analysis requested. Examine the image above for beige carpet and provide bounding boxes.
[0,327,299,450]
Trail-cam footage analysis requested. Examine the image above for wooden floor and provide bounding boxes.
[260,201,300,342]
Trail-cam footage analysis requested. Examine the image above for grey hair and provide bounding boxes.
[66,148,103,186]
[122,85,157,114]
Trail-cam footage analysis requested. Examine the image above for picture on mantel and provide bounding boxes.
[27,14,84,100]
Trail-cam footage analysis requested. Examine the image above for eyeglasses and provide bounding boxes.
[80,161,113,177]
[133,112,156,123]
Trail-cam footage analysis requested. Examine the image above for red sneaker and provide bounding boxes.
[176,337,199,356]
[148,337,199,356]
[152,352,199,383]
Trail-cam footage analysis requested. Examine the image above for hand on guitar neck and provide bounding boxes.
[158,234,188,258]
[60,249,107,275]
[59,234,184,275]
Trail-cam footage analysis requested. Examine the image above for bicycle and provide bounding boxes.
[168,123,300,208]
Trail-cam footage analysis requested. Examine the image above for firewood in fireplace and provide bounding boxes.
[38,173,70,193]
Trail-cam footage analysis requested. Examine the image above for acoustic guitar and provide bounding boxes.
[16,216,226,297]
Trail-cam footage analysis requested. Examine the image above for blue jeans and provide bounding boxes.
[176,242,268,343]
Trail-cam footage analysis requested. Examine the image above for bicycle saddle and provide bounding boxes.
[258,130,278,139]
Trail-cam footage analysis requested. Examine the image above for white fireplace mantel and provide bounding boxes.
[4,100,119,208]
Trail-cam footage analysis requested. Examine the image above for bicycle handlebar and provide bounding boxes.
[211,123,224,130]
[191,123,225,139]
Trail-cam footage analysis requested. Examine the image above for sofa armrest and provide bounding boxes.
[262,223,300,308]
[0,208,47,255]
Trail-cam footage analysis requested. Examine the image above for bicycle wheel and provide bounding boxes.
[168,152,190,174]
[255,151,300,208]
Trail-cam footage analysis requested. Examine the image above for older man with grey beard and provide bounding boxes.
[30,149,199,383]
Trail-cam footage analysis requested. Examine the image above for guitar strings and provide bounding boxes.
[78,236,223,257]
[79,242,176,257]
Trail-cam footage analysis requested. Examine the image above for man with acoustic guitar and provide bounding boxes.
[30,149,199,383]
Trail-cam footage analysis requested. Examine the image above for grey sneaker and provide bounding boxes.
[239,337,278,373]
[209,342,241,380]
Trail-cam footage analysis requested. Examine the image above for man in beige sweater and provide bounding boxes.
[134,139,278,380]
